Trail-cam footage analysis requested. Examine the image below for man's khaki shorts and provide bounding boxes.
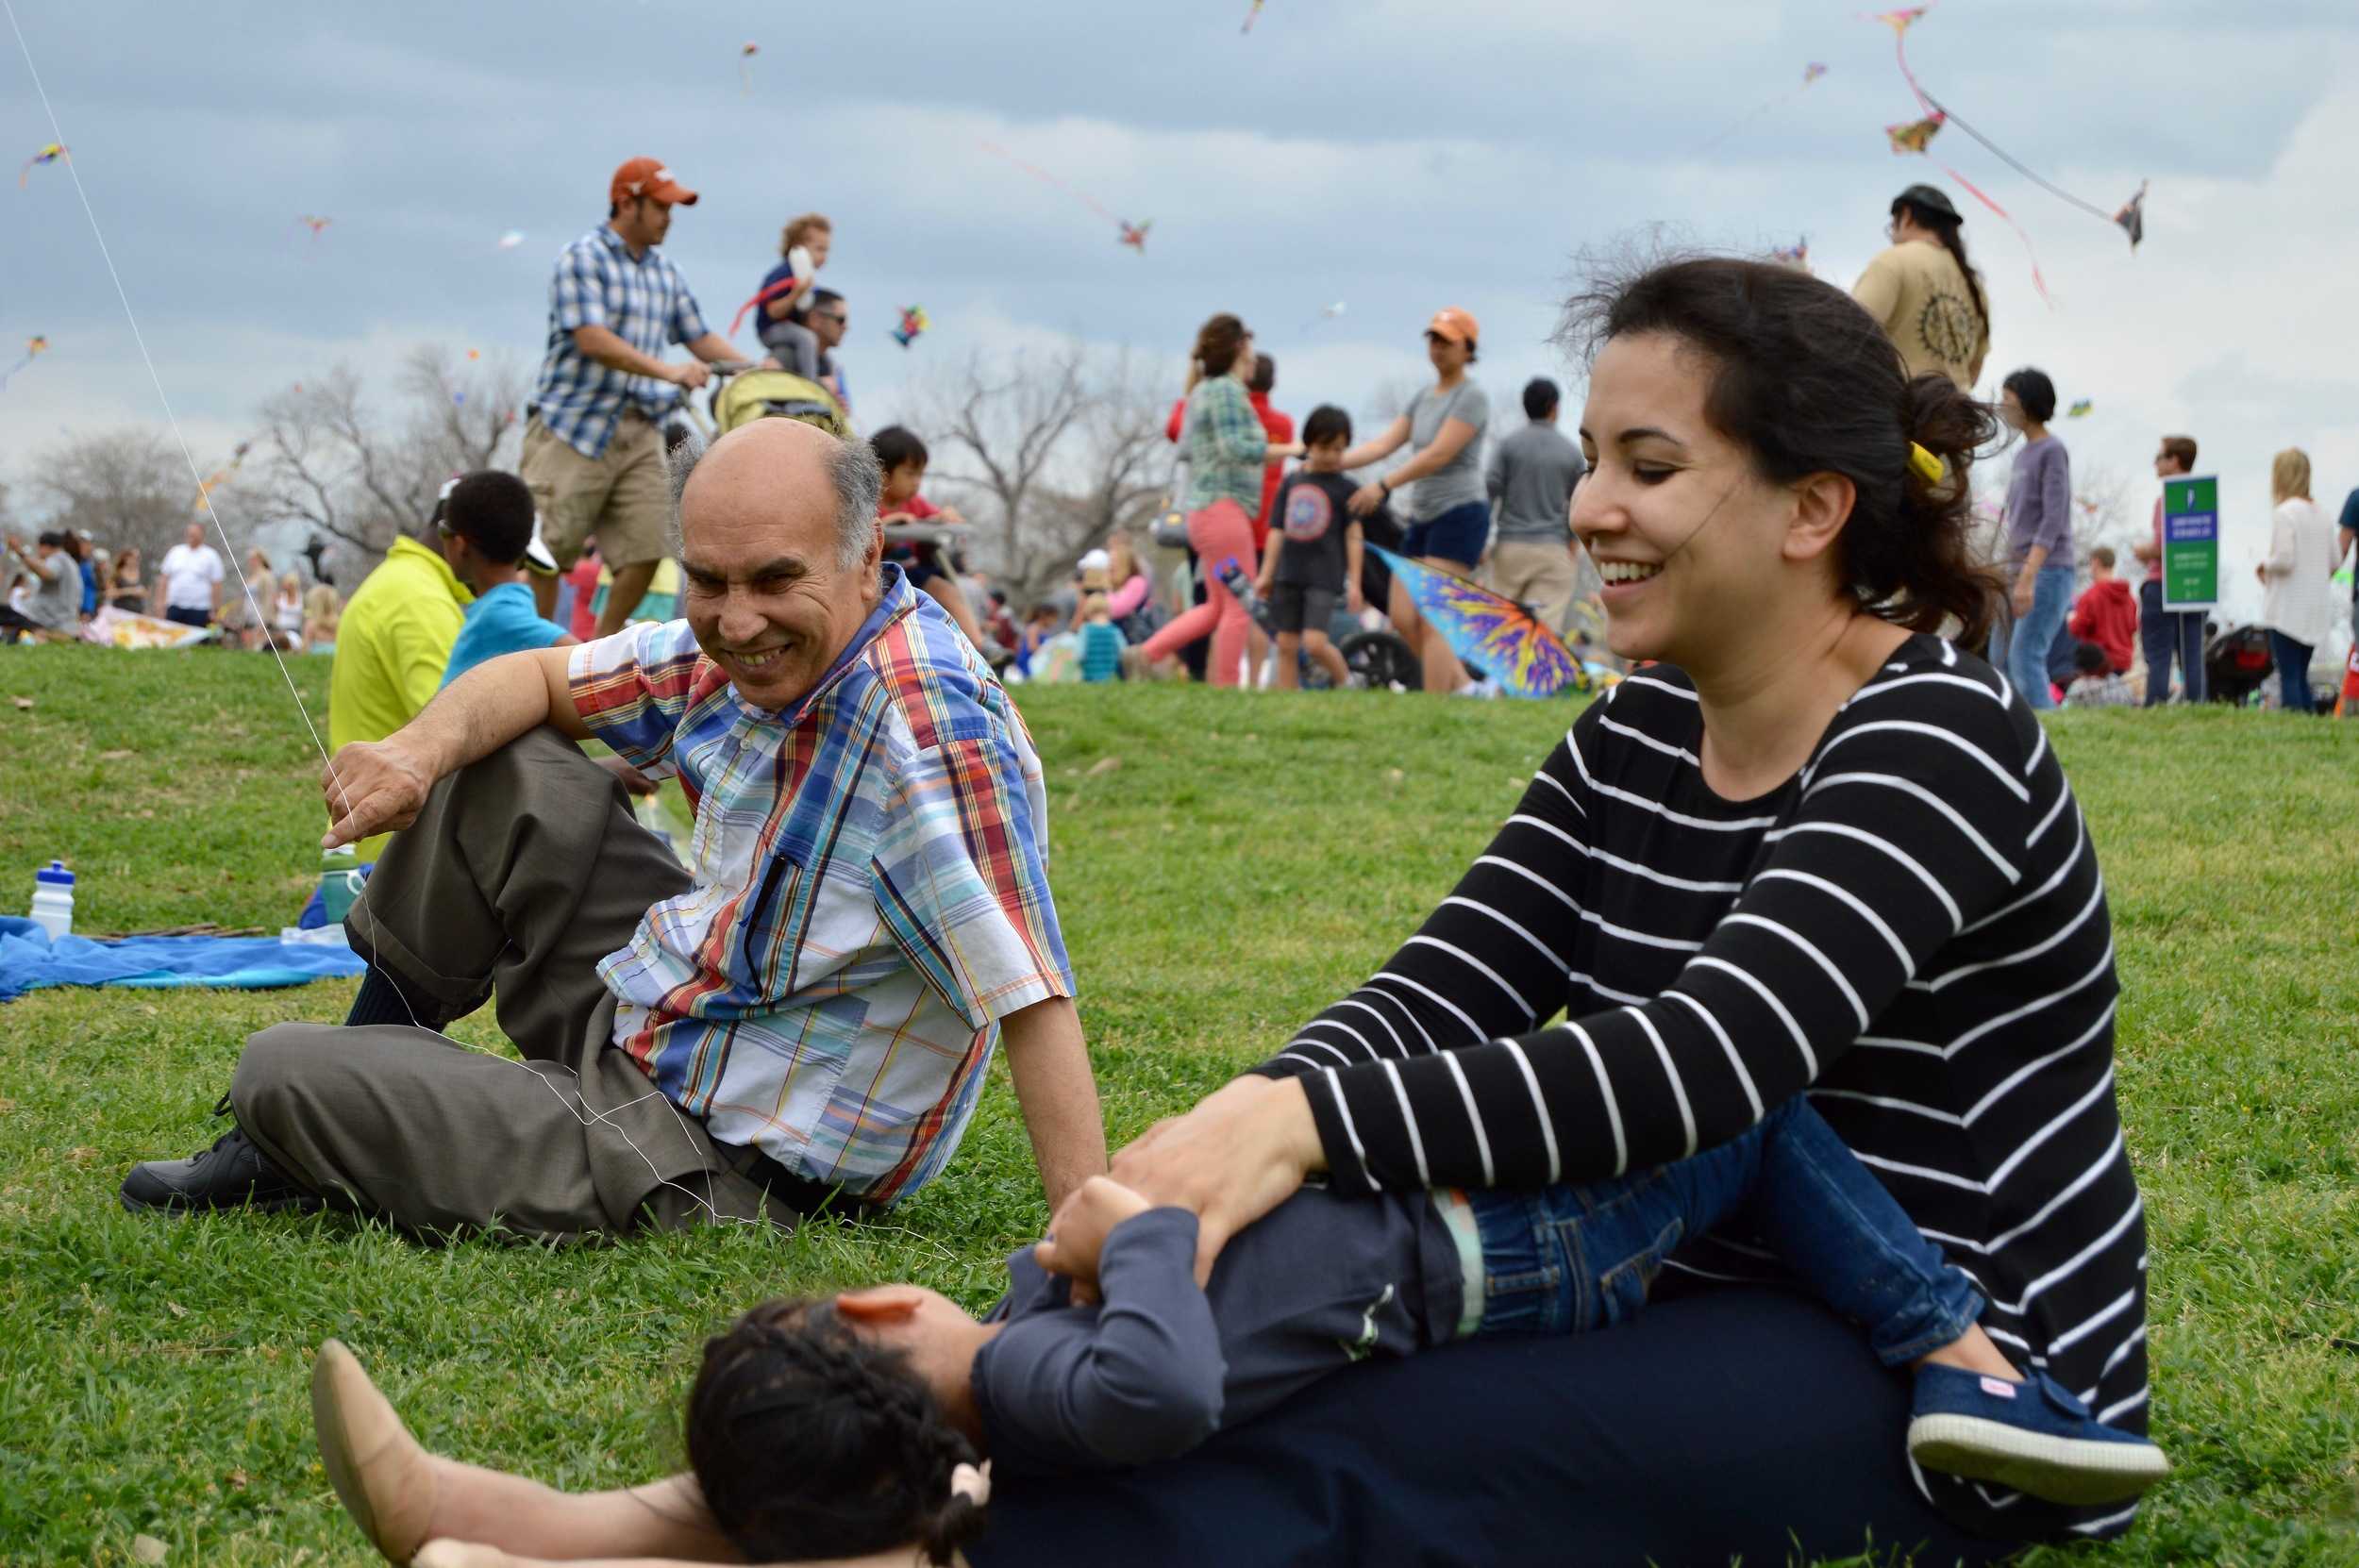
[520,411,670,572]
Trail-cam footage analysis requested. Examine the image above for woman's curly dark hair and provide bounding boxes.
[1560,251,2003,646]
[686,1299,986,1566]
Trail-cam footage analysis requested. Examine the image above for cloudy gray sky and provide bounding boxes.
[6,0,2356,621]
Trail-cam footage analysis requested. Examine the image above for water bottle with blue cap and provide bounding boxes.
[29,859,74,940]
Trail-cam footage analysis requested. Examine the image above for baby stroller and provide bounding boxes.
[707,367,850,440]
[2203,623,2272,706]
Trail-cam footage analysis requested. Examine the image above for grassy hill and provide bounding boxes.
[0,642,2352,1564]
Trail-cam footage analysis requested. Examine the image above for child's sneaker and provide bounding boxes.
[1908,1365,2168,1506]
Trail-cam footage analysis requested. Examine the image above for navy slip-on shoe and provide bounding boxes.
[1908,1364,2169,1506]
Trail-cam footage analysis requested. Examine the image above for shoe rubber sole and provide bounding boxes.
[119,1189,323,1215]
[1908,1412,2170,1506]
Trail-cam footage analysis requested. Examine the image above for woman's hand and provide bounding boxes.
[1347,482,1386,519]
[1102,1075,1324,1282]
[2009,574,2034,618]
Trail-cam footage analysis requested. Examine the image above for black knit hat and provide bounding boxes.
[1892,184,1963,224]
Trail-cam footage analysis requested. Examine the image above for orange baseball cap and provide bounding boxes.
[1426,307,1480,346]
[610,157,698,209]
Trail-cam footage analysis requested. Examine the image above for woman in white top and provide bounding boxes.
[2256,447,2336,713]
[274,571,307,651]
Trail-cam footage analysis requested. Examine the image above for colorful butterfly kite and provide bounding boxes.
[1885,113,1945,154]
[0,335,47,390]
[18,142,65,188]
[1119,220,1152,253]
[1698,59,1832,155]
[738,42,759,93]
[298,214,331,240]
[1373,546,1587,699]
[1770,238,1811,268]
[892,306,930,349]
[2066,399,2092,418]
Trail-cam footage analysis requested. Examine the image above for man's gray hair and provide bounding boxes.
[664,423,882,572]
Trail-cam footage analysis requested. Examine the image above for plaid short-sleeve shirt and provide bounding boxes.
[530,225,711,459]
[567,567,1073,1206]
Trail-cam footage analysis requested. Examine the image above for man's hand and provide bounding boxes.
[593,753,661,797]
[321,740,438,849]
[1033,1175,1154,1288]
[666,360,711,392]
[1107,1074,1322,1283]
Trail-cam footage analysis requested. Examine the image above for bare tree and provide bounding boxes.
[253,346,528,563]
[22,426,246,567]
[2069,461,2140,579]
[917,345,1171,608]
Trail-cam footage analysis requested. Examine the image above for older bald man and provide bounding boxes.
[121,421,1105,1241]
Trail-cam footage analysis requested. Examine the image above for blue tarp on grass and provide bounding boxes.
[0,917,366,1002]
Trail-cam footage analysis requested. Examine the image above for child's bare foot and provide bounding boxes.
[312,1339,439,1562]
[414,1545,519,1568]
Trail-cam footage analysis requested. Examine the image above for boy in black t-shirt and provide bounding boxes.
[1257,405,1369,690]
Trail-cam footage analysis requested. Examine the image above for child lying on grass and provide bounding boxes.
[316,1094,2166,1566]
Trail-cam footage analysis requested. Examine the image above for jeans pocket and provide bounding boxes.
[1593,1215,1684,1328]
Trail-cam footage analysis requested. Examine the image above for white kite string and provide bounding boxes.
[2,0,833,1240]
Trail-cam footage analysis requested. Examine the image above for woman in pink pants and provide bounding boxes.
[1143,313,1301,685]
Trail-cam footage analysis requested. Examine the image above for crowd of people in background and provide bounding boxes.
[8,163,2355,719]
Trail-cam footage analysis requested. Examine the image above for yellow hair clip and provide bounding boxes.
[1908,442,1947,484]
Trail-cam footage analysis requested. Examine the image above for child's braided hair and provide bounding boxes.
[686,1299,987,1566]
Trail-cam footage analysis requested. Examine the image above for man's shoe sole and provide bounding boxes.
[1909,1412,2170,1506]
[119,1189,323,1215]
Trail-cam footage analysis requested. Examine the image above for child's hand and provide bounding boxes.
[1347,580,1365,615]
[937,505,967,525]
[1034,1175,1154,1288]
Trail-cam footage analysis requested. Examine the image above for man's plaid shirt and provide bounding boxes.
[568,567,1074,1206]
[530,225,711,459]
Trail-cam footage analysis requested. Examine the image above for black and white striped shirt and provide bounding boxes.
[1255,637,2147,1541]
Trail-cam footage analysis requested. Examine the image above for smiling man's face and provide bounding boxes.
[677,421,881,711]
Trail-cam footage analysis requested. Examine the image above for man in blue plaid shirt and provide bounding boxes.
[523,156,741,639]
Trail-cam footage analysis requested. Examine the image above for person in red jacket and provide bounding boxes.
[2067,545,2138,675]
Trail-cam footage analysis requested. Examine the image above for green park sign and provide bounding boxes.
[2160,475,2218,611]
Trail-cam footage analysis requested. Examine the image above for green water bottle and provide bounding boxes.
[318,844,364,926]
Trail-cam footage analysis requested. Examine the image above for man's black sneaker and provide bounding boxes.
[121,1097,322,1214]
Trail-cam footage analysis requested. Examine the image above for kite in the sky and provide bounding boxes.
[2112,182,2147,250]
[1242,0,1264,31]
[0,335,46,390]
[892,306,930,349]
[1301,300,1347,329]
[191,438,255,516]
[18,142,65,187]
[979,142,1143,254]
[298,215,331,240]
[466,348,481,360]
[1698,60,1832,154]
[1374,546,1588,699]
[1770,238,1810,268]
[1875,7,2148,254]
[496,229,526,250]
[2066,399,2092,418]
[738,42,759,93]
[1885,113,1944,154]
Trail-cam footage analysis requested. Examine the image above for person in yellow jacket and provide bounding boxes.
[1851,184,1990,391]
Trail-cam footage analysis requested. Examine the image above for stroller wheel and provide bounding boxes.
[1339,629,1420,692]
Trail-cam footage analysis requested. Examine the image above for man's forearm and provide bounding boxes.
[398,650,561,776]
[1000,995,1107,1211]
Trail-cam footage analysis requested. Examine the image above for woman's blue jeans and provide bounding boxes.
[1990,563,2077,709]
[2269,630,2317,712]
[1465,1096,1983,1366]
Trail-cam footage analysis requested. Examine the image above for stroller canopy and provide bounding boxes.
[711,370,850,441]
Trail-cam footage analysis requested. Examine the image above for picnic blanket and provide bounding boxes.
[78,606,214,649]
[0,916,365,1002]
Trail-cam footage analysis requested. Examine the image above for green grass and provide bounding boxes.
[0,642,2354,1566]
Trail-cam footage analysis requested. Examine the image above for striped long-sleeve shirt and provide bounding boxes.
[1254,635,2146,1543]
